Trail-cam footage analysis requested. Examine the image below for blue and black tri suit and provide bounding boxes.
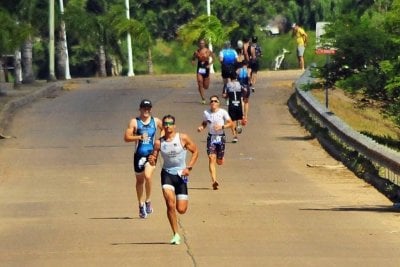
[133,117,157,173]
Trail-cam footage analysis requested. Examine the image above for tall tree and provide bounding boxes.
[178,14,238,49]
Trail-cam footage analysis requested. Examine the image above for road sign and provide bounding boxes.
[315,22,336,55]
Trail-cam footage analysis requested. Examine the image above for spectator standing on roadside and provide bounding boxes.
[148,115,198,245]
[197,95,233,190]
[124,99,163,219]
[192,39,215,105]
[247,36,262,92]
[292,23,308,70]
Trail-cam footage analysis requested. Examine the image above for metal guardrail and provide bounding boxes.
[294,69,400,185]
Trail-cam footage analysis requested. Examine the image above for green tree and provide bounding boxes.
[177,14,238,49]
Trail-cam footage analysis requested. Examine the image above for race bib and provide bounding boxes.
[198,68,206,74]
[211,135,222,145]
[232,100,241,106]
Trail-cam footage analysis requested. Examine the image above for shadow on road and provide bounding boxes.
[301,205,400,213]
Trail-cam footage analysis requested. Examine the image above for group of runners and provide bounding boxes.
[123,28,307,245]
[123,95,235,245]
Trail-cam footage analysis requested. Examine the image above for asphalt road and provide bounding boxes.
[0,71,400,267]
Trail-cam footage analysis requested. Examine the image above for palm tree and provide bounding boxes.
[177,14,238,49]
[109,5,153,74]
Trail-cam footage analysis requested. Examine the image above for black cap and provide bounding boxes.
[139,99,152,108]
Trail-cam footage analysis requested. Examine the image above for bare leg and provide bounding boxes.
[243,98,249,123]
[208,154,217,184]
[197,74,205,101]
[163,189,179,234]
[143,163,155,201]
[299,56,305,70]
[135,173,145,204]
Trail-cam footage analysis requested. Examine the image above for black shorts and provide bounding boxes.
[207,134,226,159]
[161,169,188,200]
[242,85,251,99]
[228,104,243,121]
[221,64,236,79]
[249,60,259,73]
[197,62,210,78]
[133,153,149,173]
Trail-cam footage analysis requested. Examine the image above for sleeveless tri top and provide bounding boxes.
[160,133,187,175]
[135,117,156,156]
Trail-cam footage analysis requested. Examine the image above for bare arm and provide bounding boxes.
[124,118,142,142]
[148,139,161,166]
[155,117,164,137]
[197,120,208,132]
[181,133,198,176]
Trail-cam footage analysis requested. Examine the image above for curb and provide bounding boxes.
[0,82,63,138]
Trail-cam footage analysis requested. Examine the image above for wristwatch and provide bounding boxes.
[187,166,193,171]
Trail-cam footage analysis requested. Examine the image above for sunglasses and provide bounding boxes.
[163,121,175,126]
[210,100,219,103]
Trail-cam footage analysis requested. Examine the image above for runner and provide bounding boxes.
[124,99,163,219]
[237,60,252,125]
[225,72,245,143]
[219,41,238,99]
[197,95,233,190]
[247,36,262,92]
[192,39,215,104]
[148,115,198,245]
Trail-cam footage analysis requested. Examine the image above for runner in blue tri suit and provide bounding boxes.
[237,60,252,125]
[219,41,238,98]
[124,99,163,219]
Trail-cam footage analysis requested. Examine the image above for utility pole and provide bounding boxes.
[59,0,71,79]
[125,0,134,77]
[206,0,215,73]
[48,0,56,81]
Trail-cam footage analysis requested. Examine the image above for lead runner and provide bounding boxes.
[148,115,198,245]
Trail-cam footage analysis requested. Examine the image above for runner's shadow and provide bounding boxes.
[300,205,400,213]
[89,217,134,220]
[111,242,170,245]
[276,135,314,141]
[188,187,212,190]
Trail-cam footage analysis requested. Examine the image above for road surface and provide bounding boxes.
[0,71,399,267]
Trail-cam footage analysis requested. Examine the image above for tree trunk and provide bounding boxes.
[0,58,5,83]
[21,38,35,84]
[56,22,67,80]
[98,46,107,77]
[14,50,22,88]
[147,47,153,75]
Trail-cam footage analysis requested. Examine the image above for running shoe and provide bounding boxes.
[201,99,206,105]
[251,86,255,93]
[170,233,181,245]
[236,122,242,134]
[232,137,238,143]
[145,201,153,214]
[212,181,219,190]
[139,204,147,219]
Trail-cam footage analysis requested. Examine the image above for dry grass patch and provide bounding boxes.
[311,88,400,139]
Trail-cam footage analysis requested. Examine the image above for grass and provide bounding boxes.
[311,88,400,139]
